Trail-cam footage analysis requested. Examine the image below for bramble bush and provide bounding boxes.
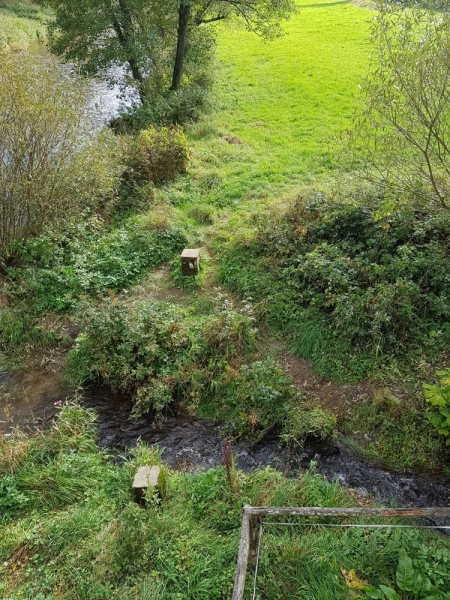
[217,189,450,379]
[2,217,187,314]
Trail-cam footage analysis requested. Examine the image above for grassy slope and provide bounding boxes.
[187,0,371,206]
[0,1,48,49]
[1,406,450,600]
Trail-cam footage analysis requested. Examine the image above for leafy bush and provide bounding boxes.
[2,217,186,314]
[66,292,293,438]
[365,545,450,599]
[125,126,189,186]
[424,369,450,445]
[217,190,450,379]
[0,51,120,259]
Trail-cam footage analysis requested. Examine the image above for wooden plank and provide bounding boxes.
[243,506,450,518]
[232,509,251,600]
[248,516,262,569]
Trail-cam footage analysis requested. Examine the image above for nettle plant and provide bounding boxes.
[423,369,450,444]
[365,546,450,600]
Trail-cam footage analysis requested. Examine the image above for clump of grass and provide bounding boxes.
[281,405,338,448]
[343,390,449,472]
[1,407,450,600]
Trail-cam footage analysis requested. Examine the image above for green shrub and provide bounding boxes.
[2,218,187,314]
[65,293,293,438]
[0,52,120,259]
[186,203,215,225]
[217,189,450,379]
[424,368,450,445]
[127,126,189,186]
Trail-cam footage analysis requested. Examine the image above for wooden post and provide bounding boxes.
[232,507,251,600]
[248,516,262,569]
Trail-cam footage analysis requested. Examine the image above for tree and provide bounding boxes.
[170,0,296,90]
[41,0,295,103]
[349,1,450,211]
[0,52,119,261]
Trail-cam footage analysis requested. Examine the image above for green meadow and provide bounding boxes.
[185,0,371,205]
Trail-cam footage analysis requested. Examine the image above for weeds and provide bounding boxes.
[1,408,449,599]
[65,293,293,439]
[217,190,450,381]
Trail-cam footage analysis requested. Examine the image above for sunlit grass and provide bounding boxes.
[184,0,372,207]
[0,1,48,49]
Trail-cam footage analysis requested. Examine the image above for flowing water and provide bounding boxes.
[1,369,449,526]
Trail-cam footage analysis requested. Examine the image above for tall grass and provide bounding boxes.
[1,406,449,599]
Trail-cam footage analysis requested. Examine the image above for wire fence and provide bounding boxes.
[232,506,450,600]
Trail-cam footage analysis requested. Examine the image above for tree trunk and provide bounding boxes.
[111,0,147,104]
[171,1,191,91]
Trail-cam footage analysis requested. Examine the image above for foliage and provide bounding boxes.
[281,405,337,447]
[0,0,49,49]
[343,389,446,472]
[365,546,450,600]
[65,292,293,438]
[126,77,214,128]
[347,0,450,211]
[1,217,186,315]
[1,407,450,599]
[41,0,174,102]
[0,51,120,259]
[217,189,450,380]
[424,368,450,445]
[126,126,189,185]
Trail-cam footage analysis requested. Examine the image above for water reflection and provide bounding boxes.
[27,42,138,125]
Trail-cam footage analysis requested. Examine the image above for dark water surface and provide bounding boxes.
[1,370,449,519]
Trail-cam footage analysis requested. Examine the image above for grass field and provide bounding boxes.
[0,1,48,49]
[179,0,372,209]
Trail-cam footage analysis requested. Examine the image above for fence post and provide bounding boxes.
[248,515,262,569]
[232,506,251,600]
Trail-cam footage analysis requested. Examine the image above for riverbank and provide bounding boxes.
[2,404,450,600]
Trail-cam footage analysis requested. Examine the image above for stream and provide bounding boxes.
[1,369,449,525]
